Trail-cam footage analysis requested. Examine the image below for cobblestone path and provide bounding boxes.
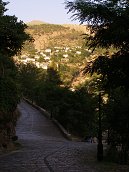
[0,101,98,172]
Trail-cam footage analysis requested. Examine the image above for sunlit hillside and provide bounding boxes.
[20,22,114,87]
[26,20,48,26]
[25,22,88,50]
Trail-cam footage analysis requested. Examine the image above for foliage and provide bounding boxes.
[0,77,20,112]
[90,52,129,91]
[103,88,129,164]
[18,63,97,137]
[29,24,67,34]
[17,63,41,100]
[26,23,85,50]
[65,0,129,164]
[0,3,30,56]
[67,87,96,136]
[21,40,36,55]
[0,53,20,113]
[65,0,129,50]
[105,89,129,145]
[45,67,62,85]
[0,0,30,143]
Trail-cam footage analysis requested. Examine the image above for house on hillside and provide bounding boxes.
[44,56,51,61]
[45,49,52,55]
[76,51,81,55]
[20,59,28,64]
[21,54,28,59]
[63,54,68,58]
[26,58,35,63]
[64,47,69,52]
[34,55,40,59]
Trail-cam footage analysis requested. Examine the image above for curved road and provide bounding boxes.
[0,101,97,172]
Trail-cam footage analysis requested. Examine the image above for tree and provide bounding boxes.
[45,67,62,85]
[65,0,129,51]
[0,1,30,57]
[101,88,129,164]
[0,0,30,108]
[0,0,30,145]
[65,0,129,164]
[65,0,129,87]
[17,63,40,100]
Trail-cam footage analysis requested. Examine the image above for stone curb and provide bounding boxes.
[23,98,50,118]
[52,119,72,140]
[23,98,72,140]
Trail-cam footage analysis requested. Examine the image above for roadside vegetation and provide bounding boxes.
[1,0,129,167]
[0,0,30,149]
[17,0,129,165]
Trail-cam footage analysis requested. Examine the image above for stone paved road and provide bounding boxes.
[0,101,98,172]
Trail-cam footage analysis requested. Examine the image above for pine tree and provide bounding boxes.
[65,0,129,164]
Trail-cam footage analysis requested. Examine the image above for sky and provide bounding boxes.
[5,0,79,25]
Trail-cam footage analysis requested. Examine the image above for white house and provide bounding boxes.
[21,55,28,59]
[34,55,40,59]
[26,58,35,62]
[64,47,69,52]
[40,52,46,56]
[55,49,59,53]
[45,49,51,53]
[63,54,68,58]
[44,56,50,60]
[20,59,28,64]
[76,51,81,55]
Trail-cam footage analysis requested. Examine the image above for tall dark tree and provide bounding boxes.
[65,0,129,51]
[0,0,30,109]
[17,63,40,101]
[65,0,129,164]
[0,0,30,145]
[0,1,30,57]
[64,2,129,89]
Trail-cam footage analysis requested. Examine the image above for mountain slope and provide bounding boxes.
[25,23,89,50]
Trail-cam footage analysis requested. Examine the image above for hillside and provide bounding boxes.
[20,22,108,87]
[63,24,89,33]
[26,20,48,25]
[25,23,89,50]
